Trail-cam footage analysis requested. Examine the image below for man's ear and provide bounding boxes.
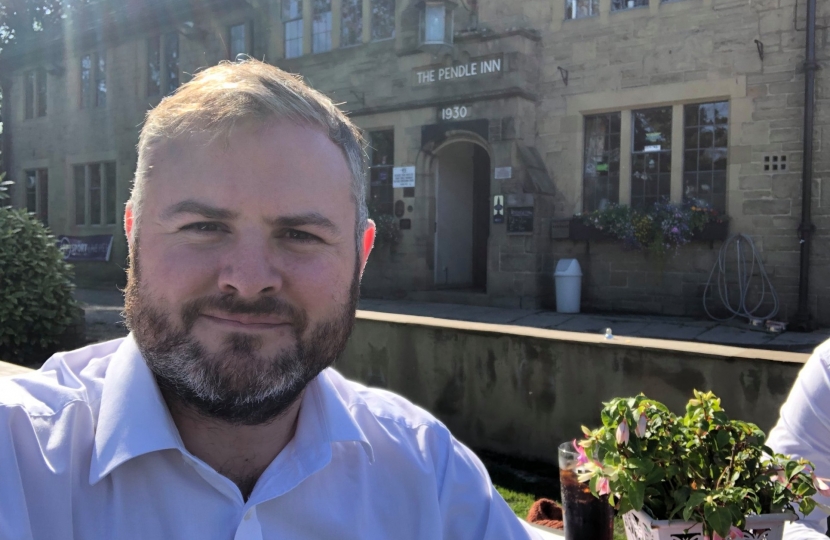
[359,219,376,277]
[124,201,135,247]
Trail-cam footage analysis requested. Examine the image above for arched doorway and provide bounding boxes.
[433,140,491,290]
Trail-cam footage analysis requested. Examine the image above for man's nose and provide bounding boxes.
[217,234,283,297]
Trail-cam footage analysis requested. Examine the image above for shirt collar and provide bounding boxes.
[89,335,374,486]
[90,335,183,485]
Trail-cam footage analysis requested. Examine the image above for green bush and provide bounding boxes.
[0,206,80,364]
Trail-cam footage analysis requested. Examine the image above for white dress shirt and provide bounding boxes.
[767,338,830,539]
[0,336,541,540]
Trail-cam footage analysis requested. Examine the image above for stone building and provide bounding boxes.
[2,0,828,324]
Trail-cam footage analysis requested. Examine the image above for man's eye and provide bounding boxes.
[286,230,319,242]
[182,222,224,233]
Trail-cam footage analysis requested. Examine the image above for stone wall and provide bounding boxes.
[340,311,808,461]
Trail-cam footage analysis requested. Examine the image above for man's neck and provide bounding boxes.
[162,391,304,500]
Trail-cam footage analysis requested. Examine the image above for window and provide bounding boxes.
[229,23,248,59]
[74,162,117,226]
[631,107,672,210]
[24,169,48,225]
[283,0,303,59]
[684,102,728,212]
[612,0,648,10]
[341,0,363,46]
[24,69,47,119]
[313,0,332,53]
[81,51,106,108]
[583,113,621,212]
[371,0,395,41]
[148,34,180,97]
[420,1,453,46]
[368,131,394,215]
[566,0,599,19]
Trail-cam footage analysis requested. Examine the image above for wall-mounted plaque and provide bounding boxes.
[506,207,534,234]
[494,167,512,180]
[399,219,411,230]
[393,166,416,188]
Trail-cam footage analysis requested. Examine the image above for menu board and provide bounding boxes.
[506,207,534,234]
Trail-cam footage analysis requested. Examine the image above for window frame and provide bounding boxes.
[23,69,47,119]
[368,129,395,216]
[371,0,396,42]
[24,168,49,226]
[73,162,118,226]
[683,101,729,213]
[565,0,599,20]
[283,0,304,59]
[80,50,106,109]
[147,33,180,98]
[582,113,621,213]
[611,0,649,11]
[340,0,363,47]
[312,0,333,53]
[228,22,251,60]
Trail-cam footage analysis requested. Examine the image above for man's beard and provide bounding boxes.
[124,239,361,426]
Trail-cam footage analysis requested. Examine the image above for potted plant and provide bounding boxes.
[576,391,830,540]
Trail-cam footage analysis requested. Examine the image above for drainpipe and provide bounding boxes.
[0,75,12,192]
[793,0,818,331]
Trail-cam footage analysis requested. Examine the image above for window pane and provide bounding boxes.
[341,0,363,46]
[683,102,729,212]
[74,165,86,224]
[96,53,107,107]
[25,170,37,213]
[631,108,672,209]
[165,32,179,93]
[285,20,303,58]
[81,55,92,108]
[105,162,117,225]
[612,0,647,10]
[38,169,49,226]
[230,23,247,59]
[90,164,102,225]
[283,0,302,20]
[583,113,621,212]
[566,0,599,19]
[148,36,161,96]
[424,4,445,43]
[36,70,47,117]
[369,130,394,215]
[313,1,332,53]
[24,71,35,119]
[371,0,395,40]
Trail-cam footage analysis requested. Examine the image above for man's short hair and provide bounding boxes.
[130,59,368,239]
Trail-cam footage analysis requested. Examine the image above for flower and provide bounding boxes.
[573,439,589,465]
[616,420,629,446]
[671,226,680,234]
[597,477,611,496]
[634,412,648,438]
[709,526,743,540]
[812,474,830,497]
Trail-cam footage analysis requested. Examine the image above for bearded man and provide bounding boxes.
[0,60,541,539]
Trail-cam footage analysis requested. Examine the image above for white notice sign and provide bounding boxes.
[393,166,416,188]
[494,167,512,180]
[644,145,662,152]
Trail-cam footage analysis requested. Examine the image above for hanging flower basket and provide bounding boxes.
[622,509,794,540]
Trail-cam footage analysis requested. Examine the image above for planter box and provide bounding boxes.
[623,510,794,540]
[568,218,730,243]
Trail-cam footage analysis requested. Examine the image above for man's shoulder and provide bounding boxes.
[322,369,452,437]
[0,338,124,418]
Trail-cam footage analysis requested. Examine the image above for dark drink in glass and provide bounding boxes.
[558,441,614,540]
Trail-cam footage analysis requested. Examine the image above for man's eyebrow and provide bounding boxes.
[270,213,340,233]
[161,200,239,221]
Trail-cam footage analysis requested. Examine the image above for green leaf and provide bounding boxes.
[704,504,732,538]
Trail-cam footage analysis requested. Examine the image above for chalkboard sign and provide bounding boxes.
[506,207,534,234]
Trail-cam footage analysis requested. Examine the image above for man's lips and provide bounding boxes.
[200,313,292,329]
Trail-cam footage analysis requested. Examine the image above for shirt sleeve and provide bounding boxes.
[766,342,830,540]
[437,434,543,540]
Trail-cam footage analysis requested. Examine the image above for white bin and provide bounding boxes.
[554,259,583,314]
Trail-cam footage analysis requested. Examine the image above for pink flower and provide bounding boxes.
[709,527,743,540]
[573,440,589,465]
[771,467,787,486]
[597,477,610,496]
[813,474,830,497]
[616,420,629,446]
[634,412,648,438]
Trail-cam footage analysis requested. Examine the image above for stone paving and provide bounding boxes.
[72,288,830,353]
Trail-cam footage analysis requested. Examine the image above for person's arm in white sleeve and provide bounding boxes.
[767,341,830,539]
[436,433,543,540]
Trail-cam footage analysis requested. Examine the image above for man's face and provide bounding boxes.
[124,121,372,425]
